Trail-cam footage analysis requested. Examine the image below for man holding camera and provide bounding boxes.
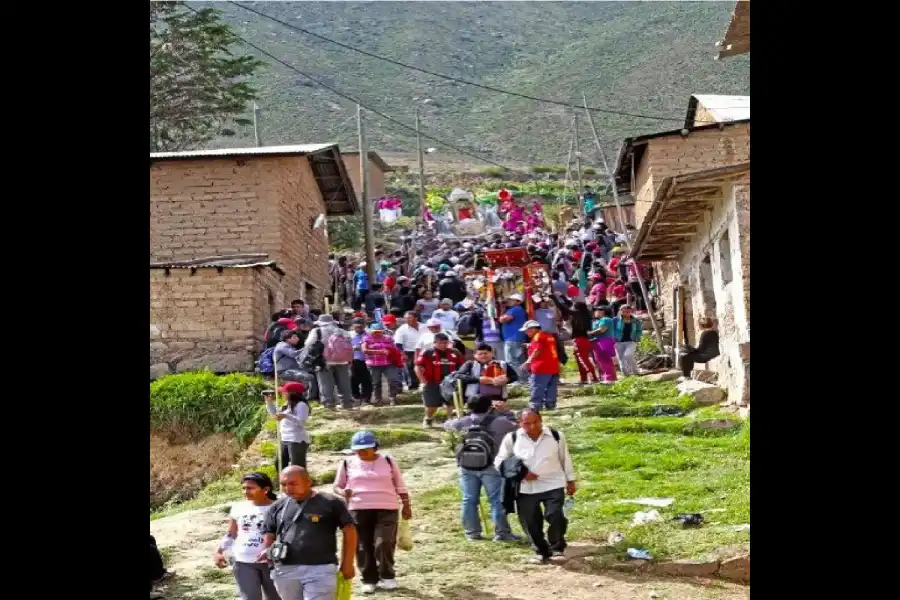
[258,466,357,600]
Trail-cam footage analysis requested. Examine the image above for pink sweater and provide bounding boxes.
[334,454,408,511]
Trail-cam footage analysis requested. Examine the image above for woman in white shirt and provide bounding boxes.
[213,472,282,600]
[270,381,310,469]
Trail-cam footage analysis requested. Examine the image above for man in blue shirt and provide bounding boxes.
[353,262,369,310]
[498,293,527,369]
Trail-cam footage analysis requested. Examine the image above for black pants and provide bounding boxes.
[404,351,419,390]
[352,509,399,584]
[351,359,373,402]
[629,281,646,311]
[516,488,568,559]
[280,441,308,469]
[150,535,165,591]
[681,351,719,378]
[353,289,369,310]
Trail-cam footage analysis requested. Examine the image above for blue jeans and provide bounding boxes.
[530,373,559,410]
[504,342,525,370]
[460,466,511,538]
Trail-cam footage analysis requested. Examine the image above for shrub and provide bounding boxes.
[479,166,508,177]
[583,166,598,175]
[311,428,432,451]
[150,372,270,445]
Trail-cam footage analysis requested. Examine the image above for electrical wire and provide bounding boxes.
[229,1,718,124]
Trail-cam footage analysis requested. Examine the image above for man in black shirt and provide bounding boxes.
[260,466,357,600]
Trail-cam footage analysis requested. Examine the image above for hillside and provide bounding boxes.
[205,1,749,167]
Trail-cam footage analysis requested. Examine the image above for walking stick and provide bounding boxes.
[273,361,281,491]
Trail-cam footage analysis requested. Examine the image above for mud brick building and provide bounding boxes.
[340,151,394,201]
[615,94,750,405]
[149,144,358,377]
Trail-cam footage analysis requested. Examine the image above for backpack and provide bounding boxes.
[456,312,475,336]
[440,370,465,401]
[323,330,354,363]
[258,347,275,375]
[456,415,498,470]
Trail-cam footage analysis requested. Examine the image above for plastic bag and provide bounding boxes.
[335,572,352,600]
[397,519,413,551]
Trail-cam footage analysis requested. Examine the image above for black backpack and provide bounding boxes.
[456,415,498,470]
[456,312,475,336]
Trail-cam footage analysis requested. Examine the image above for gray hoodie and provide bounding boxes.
[274,341,304,372]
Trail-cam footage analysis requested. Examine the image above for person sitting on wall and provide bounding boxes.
[679,317,721,380]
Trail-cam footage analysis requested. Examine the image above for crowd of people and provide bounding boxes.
[150,193,724,599]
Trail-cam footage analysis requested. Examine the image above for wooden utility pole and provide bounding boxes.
[573,114,584,214]
[415,108,427,217]
[357,105,376,282]
[581,92,666,354]
[252,102,262,147]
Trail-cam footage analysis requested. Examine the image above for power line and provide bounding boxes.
[183,5,529,174]
[229,1,714,125]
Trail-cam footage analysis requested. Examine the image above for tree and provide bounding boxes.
[150,1,261,152]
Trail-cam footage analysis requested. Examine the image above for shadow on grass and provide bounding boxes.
[390,585,526,600]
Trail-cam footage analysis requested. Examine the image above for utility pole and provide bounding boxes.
[415,108,427,218]
[357,105,376,282]
[252,102,262,147]
[573,114,584,214]
[581,92,666,354]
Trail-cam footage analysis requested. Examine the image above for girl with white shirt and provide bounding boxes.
[213,472,282,600]
[270,381,310,469]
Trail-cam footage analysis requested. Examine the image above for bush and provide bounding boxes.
[531,165,567,175]
[583,166,598,175]
[311,428,432,451]
[150,372,270,445]
[479,166,508,177]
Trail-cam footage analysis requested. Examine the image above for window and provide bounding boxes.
[718,231,733,285]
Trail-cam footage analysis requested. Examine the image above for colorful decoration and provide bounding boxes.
[425,193,446,213]
[375,196,403,211]
[474,194,498,206]
[449,188,474,202]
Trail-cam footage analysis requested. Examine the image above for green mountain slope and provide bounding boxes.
[210,1,749,166]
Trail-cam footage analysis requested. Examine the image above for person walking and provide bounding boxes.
[393,312,427,392]
[567,301,599,386]
[213,472,282,600]
[494,409,577,565]
[432,298,461,332]
[498,293,528,370]
[272,382,310,469]
[443,395,521,542]
[305,315,354,410]
[258,467,357,600]
[361,324,401,406]
[333,431,412,594]
[414,333,465,428]
[612,304,643,377]
[349,318,374,405]
[455,343,518,402]
[520,321,561,411]
[588,306,617,384]
[680,317,720,379]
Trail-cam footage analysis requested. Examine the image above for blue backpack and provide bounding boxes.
[258,348,275,375]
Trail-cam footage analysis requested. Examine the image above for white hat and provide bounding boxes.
[508,293,524,302]
[519,320,542,331]
[426,318,442,327]
[532,294,543,303]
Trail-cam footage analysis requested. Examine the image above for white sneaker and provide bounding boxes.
[378,579,399,590]
[361,583,377,594]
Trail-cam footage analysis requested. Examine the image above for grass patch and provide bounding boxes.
[312,428,433,451]
[199,567,231,583]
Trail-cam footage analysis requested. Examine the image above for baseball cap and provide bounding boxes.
[382,315,397,326]
[440,298,453,306]
[508,293,524,302]
[426,318,442,328]
[350,430,378,450]
[278,381,306,394]
[519,320,542,331]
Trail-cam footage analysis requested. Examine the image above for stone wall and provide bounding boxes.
[150,156,329,309]
[341,154,386,201]
[149,266,284,378]
[633,124,751,227]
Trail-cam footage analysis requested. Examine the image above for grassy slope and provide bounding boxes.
[206,1,749,165]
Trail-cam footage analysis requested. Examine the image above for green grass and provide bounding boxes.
[311,427,433,451]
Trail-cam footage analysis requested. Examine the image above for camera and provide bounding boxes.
[267,542,289,562]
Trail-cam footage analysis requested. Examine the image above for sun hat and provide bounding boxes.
[350,430,378,450]
[519,320,542,331]
[315,314,335,325]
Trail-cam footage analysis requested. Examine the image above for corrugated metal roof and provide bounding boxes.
[149,144,336,160]
[689,95,750,125]
[149,254,285,275]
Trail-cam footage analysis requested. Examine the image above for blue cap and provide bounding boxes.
[350,430,378,450]
[368,323,386,332]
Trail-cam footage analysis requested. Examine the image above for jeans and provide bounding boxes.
[351,359,373,402]
[280,441,308,469]
[516,487,568,559]
[368,365,400,402]
[351,509,399,584]
[615,341,638,376]
[233,561,282,600]
[504,342,525,370]
[271,563,336,600]
[460,466,512,538]
[316,364,354,408]
[530,373,559,410]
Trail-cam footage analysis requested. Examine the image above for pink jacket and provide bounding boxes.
[334,454,408,511]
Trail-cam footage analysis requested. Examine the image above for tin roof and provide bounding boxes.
[149,254,286,276]
[685,95,750,129]
[149,144,359,216]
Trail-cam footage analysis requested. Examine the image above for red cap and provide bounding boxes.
[278,381,306,394]
[277,318,297,329]
[382,315,397,326]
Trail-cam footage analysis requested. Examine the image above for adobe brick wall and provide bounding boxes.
[633,124,751,227]
[149,266,284,374]
[150,156,329,309]
[341,155,386,201]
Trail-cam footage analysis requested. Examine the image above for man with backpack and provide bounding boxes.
[494,409,577,565]
[305,315,355,410]
[414,333,464,428]
[443,395,521,542]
